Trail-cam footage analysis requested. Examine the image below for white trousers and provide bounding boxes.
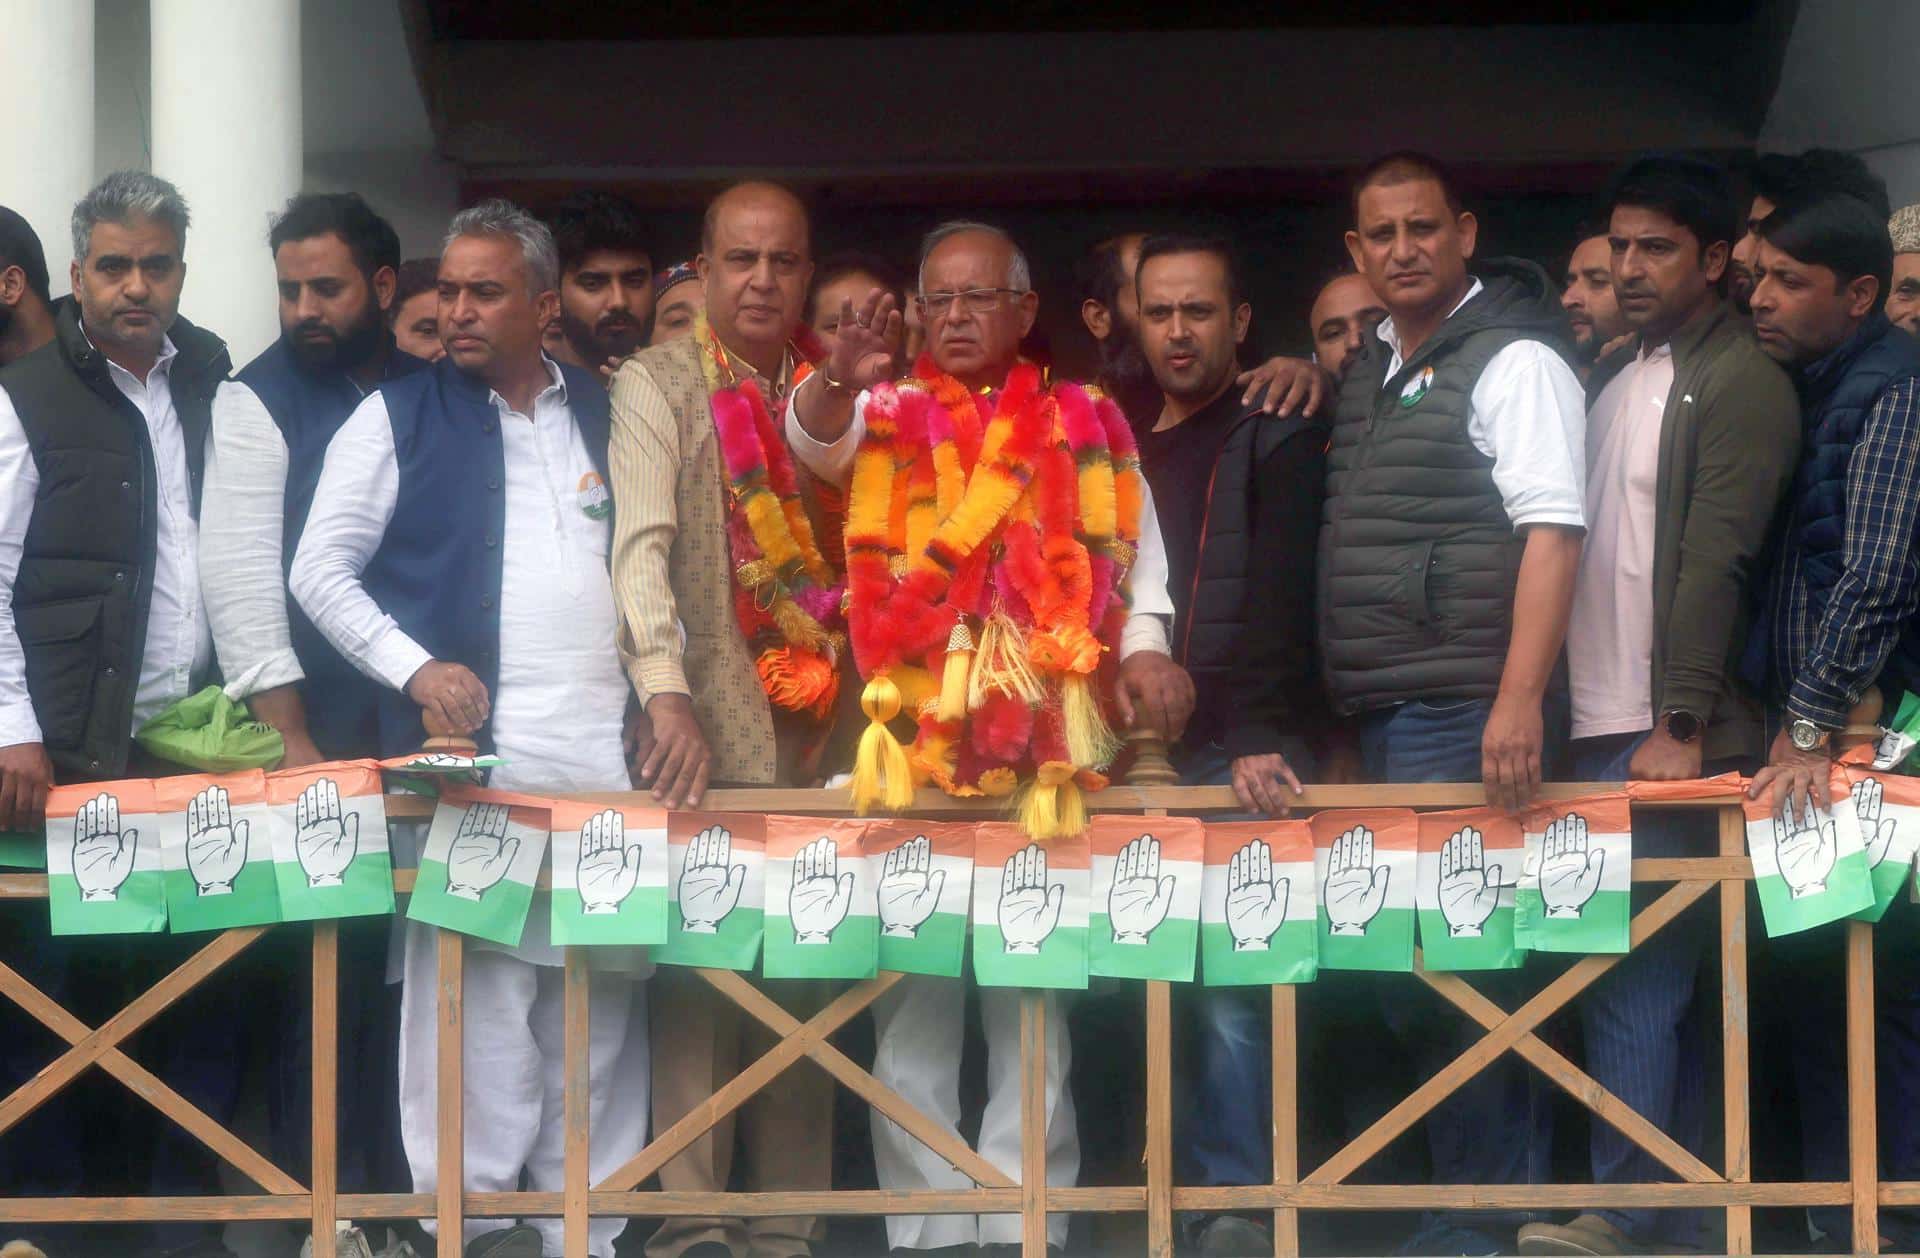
[870,975,1078,1249]
[399,924,650,1257]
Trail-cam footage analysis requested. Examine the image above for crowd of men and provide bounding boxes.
[0,142,1918,1258]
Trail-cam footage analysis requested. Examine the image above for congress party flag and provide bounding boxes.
[266,760,395,921]
[0,830,44,869]
[548,800,669,946]
[406,787,551,947]
[1310,809,1418,971]
[1843,767,1920,923]
[867,820,973,978]
[156,770,281,933]
[1416,807,1524,971]
[972,823,1089,990]
[657,811,765,970]
[1201,819,1317,986]
[1089,815,1202,982]
[764,817,878,980]
[1516,794,1632,954]
[1744,769,1874,937]
[46,779,166,935]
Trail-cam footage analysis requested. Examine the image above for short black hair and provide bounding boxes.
[268,192,401,281]
[1745,149,1890,221]
[1353,151,1464,218]
[1756,188,1894,300]
[1605,154,1740,256]
[0,205,51,304]
[812,250,907,307]
[1135,233,1244,306]
[389,257,439,326]
[543,190,651,276]
[1074,233,1141,312]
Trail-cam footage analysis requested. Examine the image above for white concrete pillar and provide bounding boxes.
[151,0,301,363]
[0,1,95,297]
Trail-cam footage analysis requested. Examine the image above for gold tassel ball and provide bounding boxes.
[850,674,916,812]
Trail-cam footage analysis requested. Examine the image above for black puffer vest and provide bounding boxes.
[1316,258,1573,714]
[0,303,228,778]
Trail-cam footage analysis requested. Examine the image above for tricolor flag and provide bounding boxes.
[1416,807,1523,971]
[764,817,878,980]
[548,800,669,946]
[867,819,973,978]
[46,779,166,935]
[1845,766,1920,922]
[406,787,551,947]
[1516,794,1632,954]
[657,811,765,970]
[972,823,1089,990]
[265,760,395,921]
[1310,808,1418,971]
[156,770,280,932]
[1201,819,1317,986]
[1089,815,1202,982]
[1744,769,1873,937]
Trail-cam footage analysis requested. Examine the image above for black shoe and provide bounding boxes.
[465,1226,543,1258]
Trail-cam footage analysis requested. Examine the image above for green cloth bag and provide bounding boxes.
[135,686,283,773]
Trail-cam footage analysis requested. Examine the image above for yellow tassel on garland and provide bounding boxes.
[850,674,916,812]
[1015,761,1087,840]
[968,602,1043,711]
[1061,673,1122,770]
[937,621,975,723]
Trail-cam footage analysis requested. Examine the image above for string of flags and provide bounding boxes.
[11,752,1920,987]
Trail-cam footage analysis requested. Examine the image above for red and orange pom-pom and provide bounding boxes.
[757,646,838,718]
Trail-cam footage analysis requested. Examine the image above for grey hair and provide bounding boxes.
[71,170,191,262]
[918,220,1031,294]
[443,198,559,293]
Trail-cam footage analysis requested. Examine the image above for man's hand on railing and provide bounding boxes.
[1628,724,1702,781]
[1749,727,1834,815]
[1231,752,1303,816]
[1113,651,1195,745]
[0,740,53,832]
[640,693,712,810]
[1481,691,1544,813]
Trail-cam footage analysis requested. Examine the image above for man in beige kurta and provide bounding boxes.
[608,181,854,1258]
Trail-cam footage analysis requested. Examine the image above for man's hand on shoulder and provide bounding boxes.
[1237,356,1333,418]
[405,660,491,737]
[0,741,53,831]
[640,692,712,809]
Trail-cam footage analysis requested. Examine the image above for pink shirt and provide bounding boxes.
[1569,343,1675,740]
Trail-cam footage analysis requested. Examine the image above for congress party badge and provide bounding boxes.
[1398,365,1434,408]
[577,471,611,521]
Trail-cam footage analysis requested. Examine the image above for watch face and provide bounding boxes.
[1666,711,1701,743]
[1791,721,1822,751]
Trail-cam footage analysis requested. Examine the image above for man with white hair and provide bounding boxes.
[1889,204,1920,336]
[291,200,648,1258]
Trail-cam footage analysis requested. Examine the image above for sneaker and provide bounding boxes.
[1517,1214,1631,1256]
[301,1225,377,1258]
[1199,1215,1274,1256]
[465,1226,544,1258]
[0,1243,49,1258]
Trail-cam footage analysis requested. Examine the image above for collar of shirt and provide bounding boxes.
[83,329,178,393]
[1375,277,1483,368]
[487,353,568,418]
[714,332,792,399]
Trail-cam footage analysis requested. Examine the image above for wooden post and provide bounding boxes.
[1848,919,1880,1255]
[311,922,339,1251]
[1146,980,1173,1258]
[563,948,591,1258]
[1718,805,1752,1255]
[436,928,464,1258]
[1022,992,1049,1257]
[1272,983,1299,1258]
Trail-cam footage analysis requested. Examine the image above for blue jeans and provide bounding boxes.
[1358,699,1553,1247]
[1567,731,1712,1247]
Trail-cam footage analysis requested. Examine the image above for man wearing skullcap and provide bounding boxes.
[1889,204,1920,335]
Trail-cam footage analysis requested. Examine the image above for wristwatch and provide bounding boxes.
[1789,718,1832,752]
[1661,709,1703,744]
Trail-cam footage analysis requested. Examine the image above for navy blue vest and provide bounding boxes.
[236,335,426,757]
[1776,316,1920,699]
[363,356,612,757]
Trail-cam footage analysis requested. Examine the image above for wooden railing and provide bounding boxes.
[0,783,1893,1256]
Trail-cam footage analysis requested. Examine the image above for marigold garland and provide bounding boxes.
[845,361,1143,837]
[697,315,847,727]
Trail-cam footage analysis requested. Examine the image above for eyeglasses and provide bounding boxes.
[915,287,1024,318]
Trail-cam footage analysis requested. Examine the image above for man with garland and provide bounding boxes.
[786,219,1186,1256]
[607,180,842,1258]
